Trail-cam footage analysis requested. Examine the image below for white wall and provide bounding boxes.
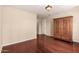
[0,6,3,52]
[38,18,52,36]
[41,19,47,34]
[45,18,52,36]
[50,7,79,42]
[38,19,49,35]
[37,19,42,34]
[2,6,37,46]
[38,19,47,35]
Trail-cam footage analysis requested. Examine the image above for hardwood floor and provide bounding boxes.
[2,39,38,53]
[2,34,79,53]
[37,34,79,53]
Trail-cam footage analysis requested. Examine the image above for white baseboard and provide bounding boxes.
[2,38,36,46]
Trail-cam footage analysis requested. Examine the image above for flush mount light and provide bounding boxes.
[45,5,52,11]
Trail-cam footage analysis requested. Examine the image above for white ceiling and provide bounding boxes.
[13,5,76,19]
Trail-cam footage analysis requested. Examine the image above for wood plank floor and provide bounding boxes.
[2,39,38,53]
[2,35,79,53]
[37,34,79,53]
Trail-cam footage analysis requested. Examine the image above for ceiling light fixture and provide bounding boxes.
[45,5,52,11]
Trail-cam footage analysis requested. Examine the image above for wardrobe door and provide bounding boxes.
[58,18,63,39]
[54,19,59,38]
[62,16,72,42]
[53,19,57,38]
[54,18,63,39]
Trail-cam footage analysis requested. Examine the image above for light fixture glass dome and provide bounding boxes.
[45,5,52,11]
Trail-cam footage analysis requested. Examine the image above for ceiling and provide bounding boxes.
[13,5,76,19]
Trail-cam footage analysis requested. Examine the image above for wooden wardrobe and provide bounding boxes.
[53,16,73,42]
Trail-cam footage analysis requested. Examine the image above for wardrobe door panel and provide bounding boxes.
[53,19,56,37]
[58,18,63,39]
[54,18,63,39]
[63,17,72,42]
[54,19,59,38]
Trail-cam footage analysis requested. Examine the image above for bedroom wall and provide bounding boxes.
[37,19,42,34]
[0,6,3,52]
[41,19,47,34]
[2,6,37,46]
[38,18,51,36]
[38,19,47,35]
